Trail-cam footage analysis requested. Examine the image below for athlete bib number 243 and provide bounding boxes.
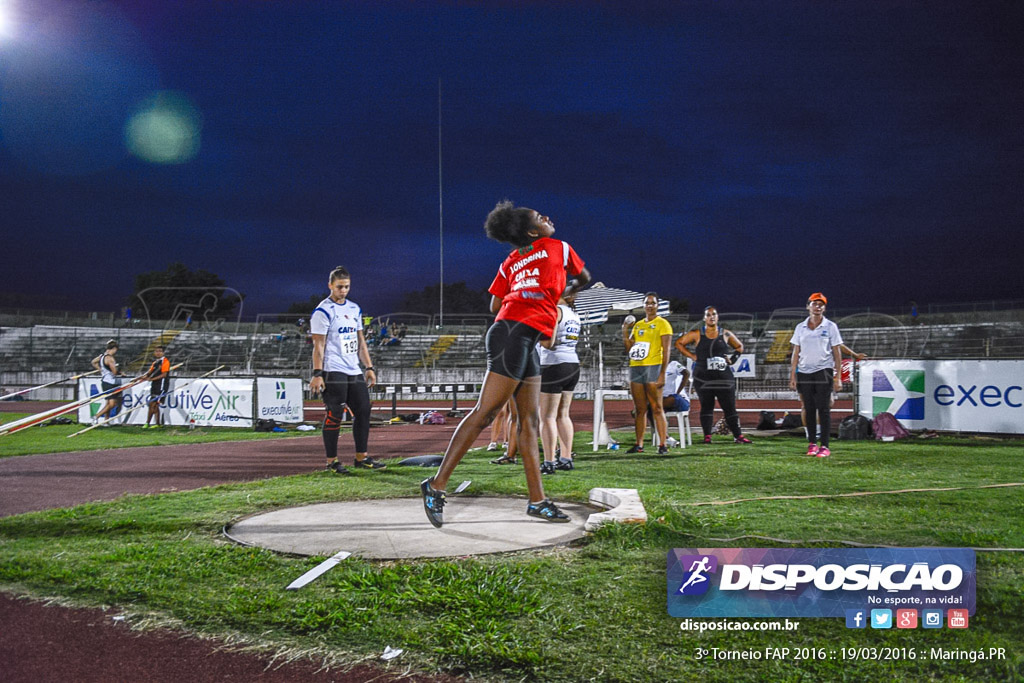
[629,342,651,361]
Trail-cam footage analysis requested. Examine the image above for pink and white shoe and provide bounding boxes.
[806,443,818,456]
[734,436,752,444]
[815,446,831,458]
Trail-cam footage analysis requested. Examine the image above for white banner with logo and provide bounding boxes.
[78,378,255,428]
[255,378,304,423]
[858,360,1024,434]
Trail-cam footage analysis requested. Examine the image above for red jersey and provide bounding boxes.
[488,237,585,338]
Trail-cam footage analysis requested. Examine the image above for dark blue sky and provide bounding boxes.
[2,1,1022,318]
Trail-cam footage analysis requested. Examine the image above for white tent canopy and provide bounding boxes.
[574,283,671,326]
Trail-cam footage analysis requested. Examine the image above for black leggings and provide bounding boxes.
[322,371,371,457]
[797,369,833,447]
[694,377,742,438]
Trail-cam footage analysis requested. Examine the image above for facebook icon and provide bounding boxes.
[845,609,867,629]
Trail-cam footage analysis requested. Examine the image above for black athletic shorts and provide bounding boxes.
[541,362,580,394]
[486,320,542,380]
[149,380,169,403]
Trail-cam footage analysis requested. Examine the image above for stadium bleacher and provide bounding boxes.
[3,311,1023,400]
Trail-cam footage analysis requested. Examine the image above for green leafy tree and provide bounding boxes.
[127,262,242,320]
[666,296,689,314]
[399,282,489,315]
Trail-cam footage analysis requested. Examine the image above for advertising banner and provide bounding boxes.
[857,360,1024,434]
[78,378,254,428]
[77,378,154,425]
[667,548,975,619]
[255,378,304,423]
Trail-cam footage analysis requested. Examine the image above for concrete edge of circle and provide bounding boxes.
[585,487,648,531]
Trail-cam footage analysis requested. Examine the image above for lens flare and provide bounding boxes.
[125,91,202,164]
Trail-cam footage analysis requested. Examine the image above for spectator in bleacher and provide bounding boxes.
[788,292,844,458]
[91,340,124,424]
[538,293,582,474]
[143,346,171,428]
[675,306,752,445]
[308,266,386,474]
[421,200,591,528]
[622,293,673,454]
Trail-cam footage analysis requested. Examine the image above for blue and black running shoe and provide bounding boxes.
[526,498,570,523]
[421,478,447,528]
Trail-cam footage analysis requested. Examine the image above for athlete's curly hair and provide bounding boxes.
[484,200,537,248]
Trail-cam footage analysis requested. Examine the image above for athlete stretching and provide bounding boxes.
[309,266,386,474]
[421,200,591,527]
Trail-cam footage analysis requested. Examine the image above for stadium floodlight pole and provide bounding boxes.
[438,77,444,329]
[0,369,99,401]
[68,364,221,437]
[0,372,152,436]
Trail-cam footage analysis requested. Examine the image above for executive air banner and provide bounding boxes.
[255,378,304,423]
[857,360,1024,434]
[78,377,254,427]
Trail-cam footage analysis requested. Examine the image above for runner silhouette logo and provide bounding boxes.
[676,554,718,595]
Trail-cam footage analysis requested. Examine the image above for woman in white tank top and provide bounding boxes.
[537,296,582,473]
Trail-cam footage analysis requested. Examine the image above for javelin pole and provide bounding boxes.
[0,370,157,436]
[0,370,100,401]
[68,364,222,437]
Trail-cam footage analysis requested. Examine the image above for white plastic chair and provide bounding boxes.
[653,409,692,448]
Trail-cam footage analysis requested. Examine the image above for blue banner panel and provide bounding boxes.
[667,548,975,618]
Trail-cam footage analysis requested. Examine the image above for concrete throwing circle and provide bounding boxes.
[226,496,593,559]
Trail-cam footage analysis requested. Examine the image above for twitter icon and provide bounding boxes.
[870,609,892,629]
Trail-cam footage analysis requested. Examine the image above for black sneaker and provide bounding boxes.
[540,460,556,475]
[326,461,351,475]
[625,444,644,454]
[554,457,574,471]
[526,498,570,522]
[421,478,446,528]
[657,445,669,455]
[352,456,386,470]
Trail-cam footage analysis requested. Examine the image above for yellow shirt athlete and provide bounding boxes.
[620,293,674,454]
[627,315,673,367]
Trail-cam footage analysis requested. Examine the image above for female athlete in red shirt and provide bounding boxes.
[422,200,591,527]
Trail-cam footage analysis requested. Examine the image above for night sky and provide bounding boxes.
[2,1,1022,319]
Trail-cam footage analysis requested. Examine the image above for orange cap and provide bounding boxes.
[808,292,827,304]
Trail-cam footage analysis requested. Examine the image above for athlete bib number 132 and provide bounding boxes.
[629,342,651,361]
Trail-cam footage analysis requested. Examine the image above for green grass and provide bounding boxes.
[0,412,310,458]
[1,433,1022,681]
